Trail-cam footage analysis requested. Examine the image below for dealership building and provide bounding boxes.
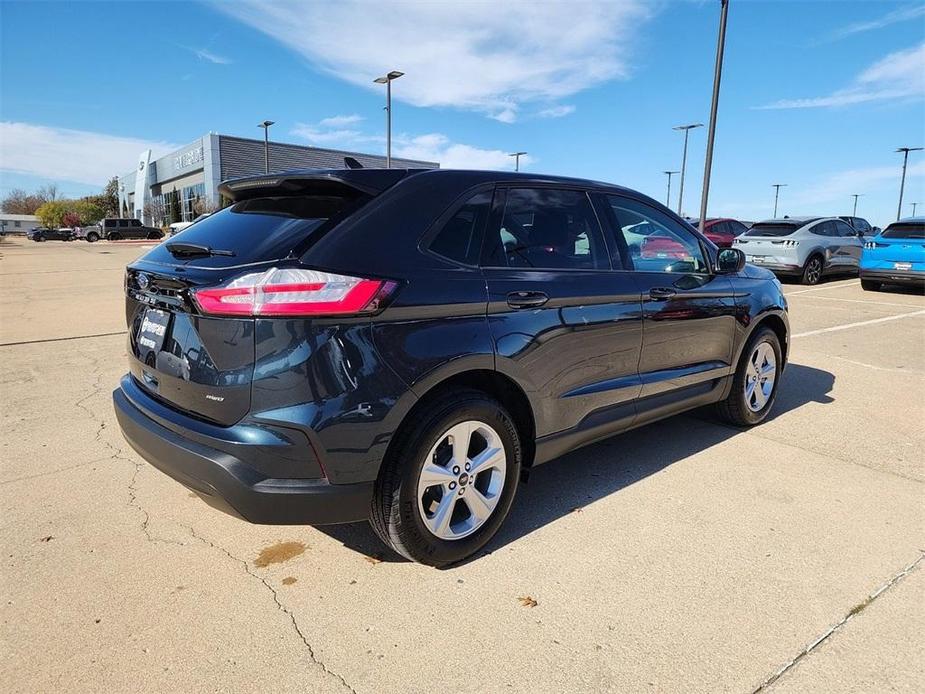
[118,132,438,225]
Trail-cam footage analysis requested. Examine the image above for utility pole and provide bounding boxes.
[911,202,919,217]
[258,120,274,174]
[664,171,680,207]
[509,152,527,172]
[674,123,703,216]
[852,194,862,217]
[697,0,729,235]
[772,183,787,218]
[896,147,923,221]
[374,71,404,168]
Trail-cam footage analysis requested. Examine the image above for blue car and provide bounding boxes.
[860,217,925,291]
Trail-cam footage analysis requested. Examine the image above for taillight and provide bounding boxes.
[192,267,397,317]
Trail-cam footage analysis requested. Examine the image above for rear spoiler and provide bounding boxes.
[218,169,421,201]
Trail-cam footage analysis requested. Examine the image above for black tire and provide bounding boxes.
[34,235,45,242]
[86,231,99,243]
[147,231,162,240]
[109,232,121,241]
[860,279,882,291]
[800,254,824,285]
[371,390,522,567]
[716,326,782,426]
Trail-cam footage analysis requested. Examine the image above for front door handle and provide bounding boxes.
[649,287,677,300]
[507,291,549,309]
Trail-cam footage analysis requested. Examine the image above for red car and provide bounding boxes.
[687,218,750,248]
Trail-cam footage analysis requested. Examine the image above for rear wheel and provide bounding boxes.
[86,231,99,242]
[109,232,121,241]
[860,279,882,291]
[371,390,521,567]
[147,231,162,240]
[34,235,45,242]
[801,255,823,285]
[716,326,782,426]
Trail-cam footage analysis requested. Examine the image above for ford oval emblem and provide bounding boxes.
[137,273,150,291]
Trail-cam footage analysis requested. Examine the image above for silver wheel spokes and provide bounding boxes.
[417,420,506,541]
[745,342,777,412]
[807,259,821,283]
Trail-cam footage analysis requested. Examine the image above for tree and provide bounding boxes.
[193,196,217,216]
[1,188,44,214]
[35,200,72,228]
[102,177,120,216]
[166,190,182,224]
[73,199,104,225]
[62,212,81,228]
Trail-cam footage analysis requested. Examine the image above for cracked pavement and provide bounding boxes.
[1,237,923,692]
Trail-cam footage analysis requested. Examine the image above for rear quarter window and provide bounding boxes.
[427,190,492,265]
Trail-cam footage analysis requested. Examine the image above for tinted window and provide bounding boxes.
[141,194,367,268]
[131,219,142,227]
[746,223,799,237]
[428,190,491,265]
[834,221,856,237]
[484,188,607,270]
[811,221,836,237]
[729,220,747,235]
[606,195,708,273]
[882,223,925,239]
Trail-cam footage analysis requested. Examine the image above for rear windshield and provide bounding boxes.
[141,194,366,267]
[882,223,925,239]
[745,223,797,237]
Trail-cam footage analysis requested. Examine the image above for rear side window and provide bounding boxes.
[882,223,925,239]
[811,221,835,237]
[834,220,855,237]
[141,194,367,268]
[428,190,492,265]
[746,223,798,237]
[484,188,607,270]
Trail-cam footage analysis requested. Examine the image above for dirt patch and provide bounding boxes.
[253,541,306,568]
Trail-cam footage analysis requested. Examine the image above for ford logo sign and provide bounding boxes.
[137,273,150,291]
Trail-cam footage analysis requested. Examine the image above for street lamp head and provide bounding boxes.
[772,183,788,188]
[896,147,924,153]
[673,123,704,131]
[375,70,404,84]
[664,170,680,175]
[509,151,527,157]
[258,120,274,129]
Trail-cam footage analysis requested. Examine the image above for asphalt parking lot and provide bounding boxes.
[1,235,922,693]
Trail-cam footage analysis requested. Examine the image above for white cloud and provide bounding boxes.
[757,43,925,109]
[318,114,364,128]
[0,122,179,186]
[194,48,232,65]
[537,104,576,118]
[490,108,518,124]
[214,0,652,120]
[829,5,925,41]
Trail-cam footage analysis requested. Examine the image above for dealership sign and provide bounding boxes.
[174,146,204,171]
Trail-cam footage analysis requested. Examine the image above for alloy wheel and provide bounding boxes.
[744,342,777,412]
[416,420,506,541]
[805,258,821,284]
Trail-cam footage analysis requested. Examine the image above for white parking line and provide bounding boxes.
[792,309,925,338]
[786,280,860,296]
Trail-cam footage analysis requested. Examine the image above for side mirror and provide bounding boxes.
[716,247,746,274]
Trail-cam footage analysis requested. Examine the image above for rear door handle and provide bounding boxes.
[649,287,677,300]
[507,291,548,309]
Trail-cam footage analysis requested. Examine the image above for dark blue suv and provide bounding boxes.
[114,168,789,566]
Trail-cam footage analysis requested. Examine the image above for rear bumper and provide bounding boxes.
[113,384,373,525]
[859,268,925,286]
[751,261,802,275]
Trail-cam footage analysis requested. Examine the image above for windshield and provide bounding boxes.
[141,193,368,267]
[745,223,798,237]
[881,223,925,239]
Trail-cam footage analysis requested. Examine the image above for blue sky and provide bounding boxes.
[1,0,923,227]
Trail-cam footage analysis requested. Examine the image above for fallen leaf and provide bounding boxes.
[281,576,297,586]
[39,536,54,543]
[518,596,538,608]
[570,506,584,513]
[364,555,383,565]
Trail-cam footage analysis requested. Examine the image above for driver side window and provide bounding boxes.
[605,195,708,274]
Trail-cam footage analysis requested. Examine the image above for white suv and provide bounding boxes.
[734,216,863,285]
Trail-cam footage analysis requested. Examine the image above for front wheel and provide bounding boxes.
[371,390,522,567]
[860,278,882,292]
[801,255,823,285]
[716,326,782,426]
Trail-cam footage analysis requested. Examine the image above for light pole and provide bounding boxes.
[509,151,527,172]
[258,120,274,174]
[911,202,919,216]
[852,193,863,217]
[772,183,787,218]
[697,0,729,234]
[896,147,923,221]
[674,123,703,216]
[374,70,404,168]
[663,170,680,207]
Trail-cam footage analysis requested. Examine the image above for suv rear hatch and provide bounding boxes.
[124,171,406,425]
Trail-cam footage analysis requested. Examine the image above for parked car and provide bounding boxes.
[113,168,790,566]
[685,218,749,248]
[733,216,863,285]
[88,218,163,242]
[839,216,879,239]
[168,213,212,236]
[31,227,75,242]
[860,217,925,291]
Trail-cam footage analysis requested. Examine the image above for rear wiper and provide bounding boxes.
[165,242,235,258]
